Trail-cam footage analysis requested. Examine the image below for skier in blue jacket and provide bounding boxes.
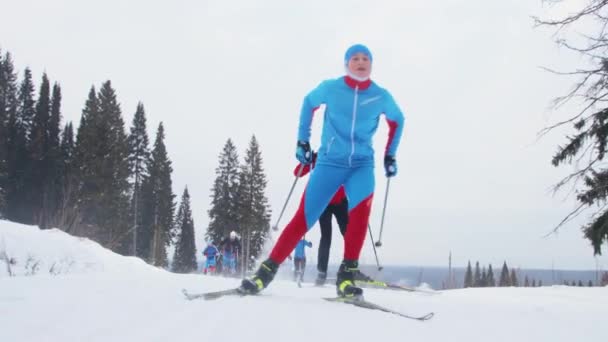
[292,238,312,282]
[202,241,219,274]
[241,44,405,297]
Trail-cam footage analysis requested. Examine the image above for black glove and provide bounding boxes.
[296,141,313,164]
[384,155,397,177]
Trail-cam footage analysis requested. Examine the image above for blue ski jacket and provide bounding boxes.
[294,239,312,259]
[203,245,219,259]
[298,76,405,168]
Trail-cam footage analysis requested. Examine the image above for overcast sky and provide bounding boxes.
[2,0,607,270]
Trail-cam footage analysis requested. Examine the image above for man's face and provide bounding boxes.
[347,52,372,79]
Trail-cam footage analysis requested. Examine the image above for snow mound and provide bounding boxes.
[0,220,158,277]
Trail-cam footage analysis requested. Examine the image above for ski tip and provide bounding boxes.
[420,312,435,321]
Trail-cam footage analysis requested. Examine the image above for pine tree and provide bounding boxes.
[532,279,536,287]
[17,68,36,143]
[463,261,473,288]
[524,275,530,287]
[28,73,51,227]
[0,51,18,215]
[172,187,197,273]
[73,82,131,253]
[44,83,63,228]
[481,267,487,287]
[234,135,271,271]
[207,139,240,244]
[141,123,175,267]
[510,269,519,287]
[0,50,6,216]
[98,81,131,252]
[127,102,150,256]
[499,261,511,287]
[72,87,98,223]
[486,264,496,287]
[473,261,481,287]
[55,122,78,231]
[6,67,35,223]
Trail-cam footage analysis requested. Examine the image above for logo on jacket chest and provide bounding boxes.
[359,95,382,106]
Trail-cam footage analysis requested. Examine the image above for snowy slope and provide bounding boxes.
[1,220,606,342]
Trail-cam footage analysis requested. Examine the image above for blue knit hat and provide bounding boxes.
[344,44,373,65]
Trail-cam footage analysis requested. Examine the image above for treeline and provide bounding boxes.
[462,260,608,288]
[0,49,196,272]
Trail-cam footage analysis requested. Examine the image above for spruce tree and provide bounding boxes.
[207,139,240,244]
[28,73,51,227]
[487,264,496,287]
[473,261,481,287]
[44,83,63,228]
[98,81,131,253]
[6,67,35,223]
[73,82,131,253]
[141,123,175,267]
[235,135,271,271]
[524,275,530,287]
[72,87,98,225]
[172,187,197,273]
[0,50,6,215]
[55,122,77,230]
[481,267,487,287]
[463,261,473,288]
[17,68,36,143]
[0,51,18,215]
[510,269,519,287]
[127,102,150,256]
[499,261,511,287]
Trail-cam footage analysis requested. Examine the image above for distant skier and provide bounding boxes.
[241,43,405,297]
[202,240,219,275]
[292,238,312,283]
[219,231,241,275]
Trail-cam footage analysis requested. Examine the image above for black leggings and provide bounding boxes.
[294,258,306,280]
[317,199,349,273]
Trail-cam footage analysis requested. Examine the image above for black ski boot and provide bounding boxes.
[354,270,374,283]
[240,259,279,294]
[336,260,363,298]
[315,271,327,286]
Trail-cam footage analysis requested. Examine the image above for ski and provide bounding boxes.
[356,279,438,295]
[182,288,245,301]
[324,296,434,321]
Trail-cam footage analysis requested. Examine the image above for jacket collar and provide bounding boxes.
[344,75,371,90]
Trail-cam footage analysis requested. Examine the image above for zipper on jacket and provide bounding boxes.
[326,136,335,155]
[349,86,359,167]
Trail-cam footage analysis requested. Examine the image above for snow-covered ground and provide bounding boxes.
[1,220,606,342]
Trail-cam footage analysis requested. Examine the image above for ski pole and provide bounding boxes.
[375,178,391,247]
[368,223,383,271]
[272,163,307,231]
